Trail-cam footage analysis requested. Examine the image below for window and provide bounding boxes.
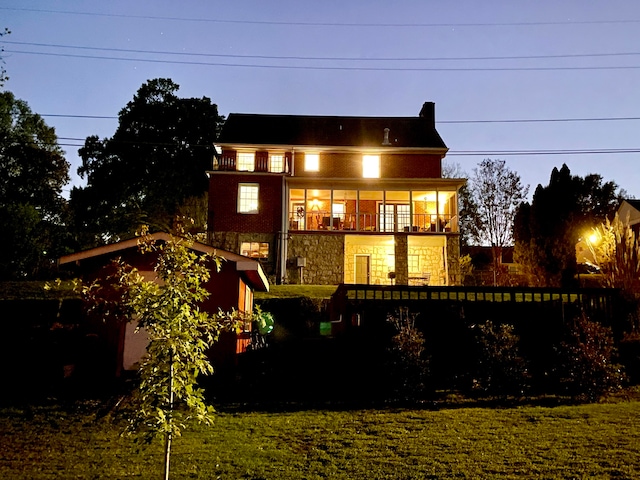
[379,204,411,232]
[305,153,319,172]
[269,154,284,173]
[240,241,269,259]
[363,155,380,178]
[237,152,255,172]
[238,184,259,213]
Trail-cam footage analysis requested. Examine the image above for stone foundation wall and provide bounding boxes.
[446,235,462,285]
[287,234,345,284]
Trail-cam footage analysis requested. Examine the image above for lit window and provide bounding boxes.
[238,184,259,213]
[240,241,269,259]
[305,153,319,172]
[237,152,255,172]
[269,154,284,173]
[363,155,380,178]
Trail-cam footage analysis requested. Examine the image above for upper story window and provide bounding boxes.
[363,155,380,178]
[269,154,284,173]
[238,183,259,213]
[237,152,255,172]
[305,153,319,172]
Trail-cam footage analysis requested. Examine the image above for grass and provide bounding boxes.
[1,397,640,479]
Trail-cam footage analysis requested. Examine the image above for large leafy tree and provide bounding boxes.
[514,164,620,287]
[466,159,528,280]
[0,91,70,278]
[70,78,223,246]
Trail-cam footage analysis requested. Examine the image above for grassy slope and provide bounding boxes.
[1,399,639,479]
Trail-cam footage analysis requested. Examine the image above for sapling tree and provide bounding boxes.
[84,228,247,479]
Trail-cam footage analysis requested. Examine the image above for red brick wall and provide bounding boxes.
[292,152,442,178]
[208,173,284,233]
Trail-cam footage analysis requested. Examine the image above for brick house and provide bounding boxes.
[208,102,465,286]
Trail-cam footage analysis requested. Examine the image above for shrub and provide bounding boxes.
[554,313,625,401]
[386,308,430,401]
[470,320,529,396]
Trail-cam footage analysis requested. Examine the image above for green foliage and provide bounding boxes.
[470,320,529,396]
[554,313,625,400]
[0,91,70,279]
[386,308,430,400]
[70,78,223,246]
[514,164,620,287]
[82,228,248,477]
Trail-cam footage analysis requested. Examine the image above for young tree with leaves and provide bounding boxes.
[70,78,223,246]
[84,229,245,479]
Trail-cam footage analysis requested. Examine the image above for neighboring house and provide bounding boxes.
[58,232,269,376]
[618,199,640,236]
[207,102,465,286]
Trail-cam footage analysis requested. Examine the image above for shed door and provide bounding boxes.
[355,255,370,284]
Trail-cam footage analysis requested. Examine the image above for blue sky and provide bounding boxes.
[3,1,640,199]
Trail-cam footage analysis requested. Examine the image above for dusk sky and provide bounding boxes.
[3,1,640,199]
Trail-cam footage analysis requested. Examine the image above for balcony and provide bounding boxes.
[288,212,457,233]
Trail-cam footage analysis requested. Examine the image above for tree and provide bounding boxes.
[83,229,245,479]
[70,78,223,246]
[0,28,9,86]
[514,164,620,287]
[442,161,481,248]
[467,159,528,279]
[0,91,70,278]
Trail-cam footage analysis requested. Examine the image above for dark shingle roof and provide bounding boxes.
[217,113,447,149]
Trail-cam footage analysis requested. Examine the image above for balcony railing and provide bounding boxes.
[288,212,457,233]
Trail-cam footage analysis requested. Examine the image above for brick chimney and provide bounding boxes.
[419,102,435,124]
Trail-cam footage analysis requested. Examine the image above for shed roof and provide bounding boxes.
[58,232,269,292]
[217,113,447,150]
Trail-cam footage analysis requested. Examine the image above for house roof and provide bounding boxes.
[58,232,269,292]
[217,112,447,150]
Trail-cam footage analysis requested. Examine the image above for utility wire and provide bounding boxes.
[8,49,640,71]
[5,40,640,62]
[2,6,640,28]
[48,138,640,156]
[47,116,640,124]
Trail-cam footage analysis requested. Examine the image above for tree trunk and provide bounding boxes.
[163,360,174,480]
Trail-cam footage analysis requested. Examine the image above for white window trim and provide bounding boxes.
[238,183,259,214]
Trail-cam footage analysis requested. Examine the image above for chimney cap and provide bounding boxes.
[419,102,435,121]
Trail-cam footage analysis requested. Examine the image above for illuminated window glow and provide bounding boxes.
[237,152,255,172]
[241,241,269,259]
[238,184,259,213]
[305,153,319,172]
[269,154,284,173]
[363,155,380,178]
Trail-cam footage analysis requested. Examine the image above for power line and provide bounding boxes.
[44,114,640,124]
[6,40,640,63]
[48,138,640,157]
[2,6,640,28]
[9,49,640,72]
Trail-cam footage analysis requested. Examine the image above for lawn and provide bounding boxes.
[1,398,639,479]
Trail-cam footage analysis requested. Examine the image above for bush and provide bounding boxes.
[386,308,430,401]
[554,313,626,401]
[469,320,529,396]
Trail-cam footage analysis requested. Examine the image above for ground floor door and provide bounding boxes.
[355,255,370,284]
